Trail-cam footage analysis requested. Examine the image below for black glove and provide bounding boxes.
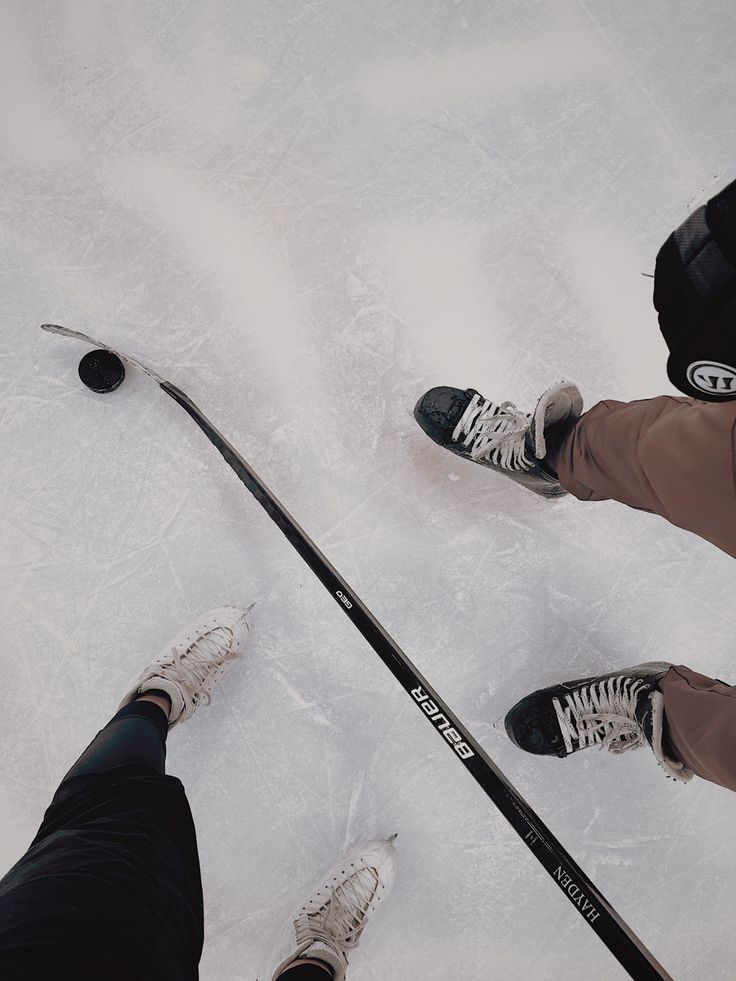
[654,177,736,400]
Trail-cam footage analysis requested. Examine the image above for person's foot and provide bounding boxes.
[269,836,398,981]
[503,662,693,781]
[413,381,583,498]
[118,605,251,727]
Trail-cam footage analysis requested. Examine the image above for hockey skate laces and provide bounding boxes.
[452,393,535,469]
[295,866,381,952]
[552,676,648,756]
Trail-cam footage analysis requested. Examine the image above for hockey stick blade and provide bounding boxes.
[42,324,671,981]
[41,324,168,384]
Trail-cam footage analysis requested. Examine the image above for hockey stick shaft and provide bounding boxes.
[42,324,671,980]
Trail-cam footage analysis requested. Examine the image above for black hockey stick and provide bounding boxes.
[42,323,671,981]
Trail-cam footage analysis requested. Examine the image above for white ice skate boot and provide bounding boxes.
[414,381,583,498]
[269,836,398,981]
[118,605,251,727]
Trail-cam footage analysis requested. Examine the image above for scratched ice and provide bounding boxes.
[1,3,735,979]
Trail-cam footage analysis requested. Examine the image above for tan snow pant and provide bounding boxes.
[547,396,736,791]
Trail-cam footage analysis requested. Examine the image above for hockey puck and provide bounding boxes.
[78,349,125,393]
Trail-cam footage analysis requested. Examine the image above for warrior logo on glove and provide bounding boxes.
[654,176,736,401]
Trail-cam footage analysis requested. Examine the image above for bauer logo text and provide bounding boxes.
[411,686,475,759]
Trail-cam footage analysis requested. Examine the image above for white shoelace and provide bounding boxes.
[295,866,380,954]
[552,676,649,756]
[157,627,239,709]
[452,393,535,470]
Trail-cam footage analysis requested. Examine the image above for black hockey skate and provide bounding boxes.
[503,662,692,782]
[413,381,583,499]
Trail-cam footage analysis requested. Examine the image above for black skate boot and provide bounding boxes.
[413,381,583,499]
[503,662,692,782]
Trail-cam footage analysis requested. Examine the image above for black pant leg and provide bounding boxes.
[275,966,335,980]
[0,700,202,981]
[53,700,169,806]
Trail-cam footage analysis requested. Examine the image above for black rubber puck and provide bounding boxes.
[78,349,125,393]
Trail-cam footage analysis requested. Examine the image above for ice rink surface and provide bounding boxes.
[2,1,736,978]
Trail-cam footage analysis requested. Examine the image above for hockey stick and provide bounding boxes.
[42,323,671,981]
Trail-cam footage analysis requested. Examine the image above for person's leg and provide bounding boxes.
[658,666,736,792]
[545,396,736,559]
[502,659,736,792]
[276,963,334,978]
[413,382,583,499]
[0,606,250,981]
[415,382,736,555]
[503,661,693,783]
[52,692,171,806]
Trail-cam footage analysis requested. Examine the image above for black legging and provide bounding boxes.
[53,698,169,805]
[277,967,334,979]
[24,698,332,981]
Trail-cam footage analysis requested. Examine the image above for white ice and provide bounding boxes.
[2,2,736,979]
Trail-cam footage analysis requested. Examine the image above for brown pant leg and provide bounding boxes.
[660,666,736,792]
[547,396,736,559]
[545,397,736,788]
